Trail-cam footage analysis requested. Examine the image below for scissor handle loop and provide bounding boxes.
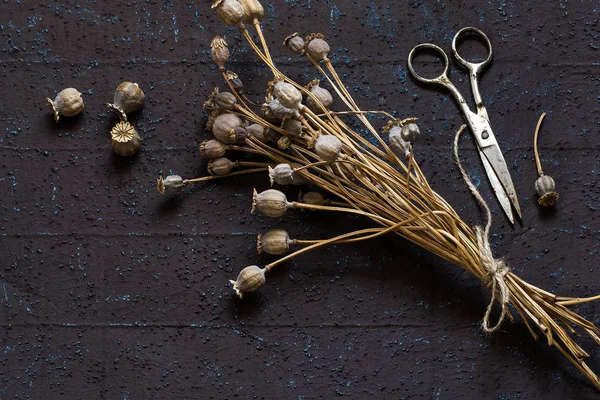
[407,43,449,85]
[452,27,493,69]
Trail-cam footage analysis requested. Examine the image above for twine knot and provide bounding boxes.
[454,125,512,334]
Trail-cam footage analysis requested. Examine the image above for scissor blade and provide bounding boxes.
[478,149,514,224]
[481,144,522,221]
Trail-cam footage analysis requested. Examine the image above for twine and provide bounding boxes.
[453,125,511,334]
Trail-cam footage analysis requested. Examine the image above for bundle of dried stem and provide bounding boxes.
[157,0,600,389]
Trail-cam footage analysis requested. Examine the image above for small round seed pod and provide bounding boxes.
[246,124,269,142]
[214,91,237,110]
[212,113,242,144]
[208,157,237,176]
[199,139,229,159]
[257,229,291,255]
[226,71,244,94]
[111,121,141,156]
[269,164,294,186]
[307,37,331,61]
[210,36,229,71]
[535,175,559,207]
[240,0,264,24]
[229,265,266,299]
[306,81,333,112]
[283,118,303,136]
[284,33,305,54]
[315,134,342,163]
[252,188,291,217]
[46,88,84,123]
[211,0,245,27]
[157,175,185,195]
[300,191,325,206]
[108,82,145,121]
[277,136,292,150]
[401,122,420,143]
[273,81,302,110]
[389,126,410,158]
[233,126,247,144]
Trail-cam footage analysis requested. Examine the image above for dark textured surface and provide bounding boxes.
[1,1,599,398]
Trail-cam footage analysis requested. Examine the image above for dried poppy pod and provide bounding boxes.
[46,88,84,123]
[157,175,185,195]
[401,122,420,143]
[388,126,410,158]
[269,164,297,186]
[299,191,325,206]
[211,0,244,27]
[283,118,303,136]
[214,91,237,110]
[229,265,266,299]
[233,126,247,144]
[252,188,291,217]
[273,81,303,110]
[246,123,269,142]
[257,229,291,255]
[210,36,230,71]
[111,121,141,156]
[265,99,293,121]
[306,80,333,112]
[212,113,242,144]
[306,35,331,61]
[108,82,145,121]
[225,71,244,94]
[284,33,305,54]
[239,0,264,24]
[208,157,237,176]
[533,113,559,207]
[199,139,229,159]
[315,134,342,163]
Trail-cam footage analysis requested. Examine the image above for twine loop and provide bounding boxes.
[453,125,511,334]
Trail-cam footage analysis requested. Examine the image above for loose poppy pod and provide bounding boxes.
[535,175,559,207]
[111,121,141,156]
[46,88,84,123]
[108,82,145,120]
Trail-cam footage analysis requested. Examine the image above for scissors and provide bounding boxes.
[407,27,522,224]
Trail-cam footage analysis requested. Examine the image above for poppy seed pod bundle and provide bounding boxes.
[284,33,305,54]
[111,121,141,156]
[239,0,264,24]
[211,0,245,27]
[389,126,411,158]
[208,157,237,176]
[315,134,342,163]
[109,82,145,119]
[273,81,303,110]
[306,37,331,61]
[199,139,229,159]
[212,113,242,144]
[46,88,84,123]
[210,36,229,71]
[257,229,291,255]
[306,80,333,112]
[229,265,266,299]
[252,188,291,217]
[157,175,185,195]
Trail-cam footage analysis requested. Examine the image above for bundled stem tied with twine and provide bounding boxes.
[158,0,600,390]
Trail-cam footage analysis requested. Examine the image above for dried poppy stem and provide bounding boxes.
[533,112,547,176]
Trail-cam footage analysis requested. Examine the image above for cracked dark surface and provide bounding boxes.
[0,1,599,398]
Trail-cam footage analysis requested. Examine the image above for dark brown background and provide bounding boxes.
[1,1,599,398]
